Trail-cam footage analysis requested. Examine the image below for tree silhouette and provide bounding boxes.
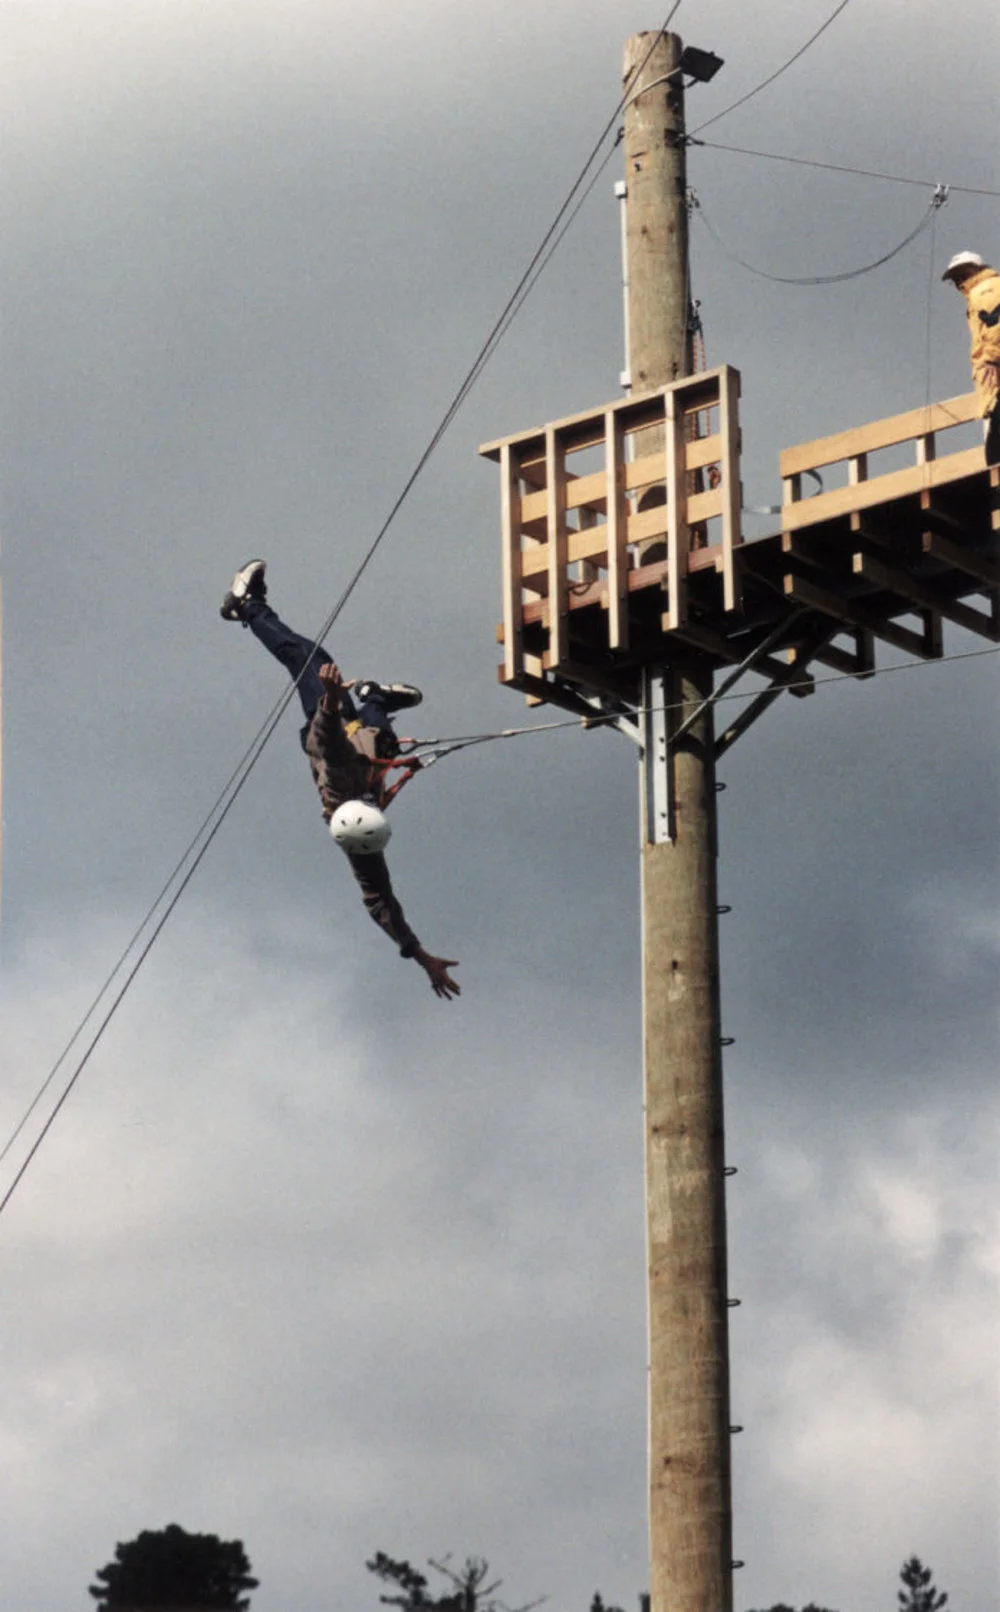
[897,1557,948,1612]
[367,1553,543,1612]
[589,1595,626,1612]
[745,1602,839,1611]
[88,1523,258,1610]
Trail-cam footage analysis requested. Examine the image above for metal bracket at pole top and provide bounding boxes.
[641,666,675,845]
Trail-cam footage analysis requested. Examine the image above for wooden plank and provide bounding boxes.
[479,385,666,461]
[850,511,899,552]
[522,544,729,628]
[683,486,724,525]
[518,459,547,491]
[606,409,629,650]
[853,552,1000,641]
[921,529,1000,586]
[522,468,608,523]
[616,484,723,547]
[716,684,786,755]
[684,433,723,473]
[688,543,723,573]
[664,386,686,631]
[780,393,979,478]
[670,619,812,690]
[576,505,600,584]
[781,531,836,572]
[718,365,742,612]
[517,513,731,580]
[783,572,939,658]
[546,427,568,669]
[626,448,670,494]
[627,438,723,490]
[628,504,670,547]
[521,540,725,622]
[478,366,734,458]
[781,444,987,531]
[500,444,523,681]
[716,616,838,756]
[855,627,876,675]
[522,529,602,580]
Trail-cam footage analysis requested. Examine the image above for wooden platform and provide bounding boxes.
[479,380,999,752]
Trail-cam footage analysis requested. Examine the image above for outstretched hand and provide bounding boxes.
[318,662,358,705]
[413,948,461,1001]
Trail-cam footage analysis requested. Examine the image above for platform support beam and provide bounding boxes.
[624,31,734,1612]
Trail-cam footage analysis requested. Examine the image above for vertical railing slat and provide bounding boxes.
[500,444,523,681]
[664,389,687,631]
[719,366,742,613]
[546,426,568,668]
[606,409,630,649]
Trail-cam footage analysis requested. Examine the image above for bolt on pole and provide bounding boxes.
[622,30,735,1612]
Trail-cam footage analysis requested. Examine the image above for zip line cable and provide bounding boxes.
[0,10,686,1219]
[689,0,855,138]
[302,3,683,656]
[412,641,1000,747]
[690,137,1000,199]
[0,784,259,1221]
[3,627,996,1215]
[924,200,940,408]
[491,134,624,351]
[0,712,303,1177]
[2,102,641,1186]
[690,185,947,285]
[402,643,1000,753]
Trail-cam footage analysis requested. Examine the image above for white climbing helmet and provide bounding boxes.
[329,799,392,856]
[941,250,984,282]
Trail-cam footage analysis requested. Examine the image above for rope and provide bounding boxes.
[691,186,947,286]
[689,0,856,138]
[924,199,940,409]
[399,643,1000,755]
[0,6,688,1222]
[690,138,1000,200]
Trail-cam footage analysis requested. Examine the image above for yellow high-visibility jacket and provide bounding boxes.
[960,266,1000,415]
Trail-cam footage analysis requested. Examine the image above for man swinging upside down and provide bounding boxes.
[221,560,460,1000]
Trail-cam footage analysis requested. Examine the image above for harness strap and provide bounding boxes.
[373,754,424,806]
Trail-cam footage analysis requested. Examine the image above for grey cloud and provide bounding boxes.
[1,3,997,1611]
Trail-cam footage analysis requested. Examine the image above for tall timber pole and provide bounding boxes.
[623,30,734,1612]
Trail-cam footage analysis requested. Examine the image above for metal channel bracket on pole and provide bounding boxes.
[641,666,674,844]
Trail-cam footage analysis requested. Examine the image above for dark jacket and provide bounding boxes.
[304,689,419,957]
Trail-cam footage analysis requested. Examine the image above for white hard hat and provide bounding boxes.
[329,799,392,856]
[941,250,985,281]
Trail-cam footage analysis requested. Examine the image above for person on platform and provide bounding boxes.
[220,560,460,1001]
[941,249,1000,465]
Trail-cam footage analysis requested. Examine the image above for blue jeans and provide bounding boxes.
[242,600,404,755]
[243,600,357,726]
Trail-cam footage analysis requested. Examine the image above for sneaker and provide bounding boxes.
[220,559,267,621]
[354,679,423,711]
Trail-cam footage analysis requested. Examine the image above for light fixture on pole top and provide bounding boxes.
[675,45,724,85]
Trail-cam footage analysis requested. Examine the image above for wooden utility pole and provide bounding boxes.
[623,31,734,1612]
[622,32,690,393]
[482,33,997,1612]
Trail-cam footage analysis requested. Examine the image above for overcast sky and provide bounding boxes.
[0,3,997,1610]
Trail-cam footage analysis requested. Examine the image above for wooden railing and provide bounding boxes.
[479,366,742,682]
[781,391,985,531]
